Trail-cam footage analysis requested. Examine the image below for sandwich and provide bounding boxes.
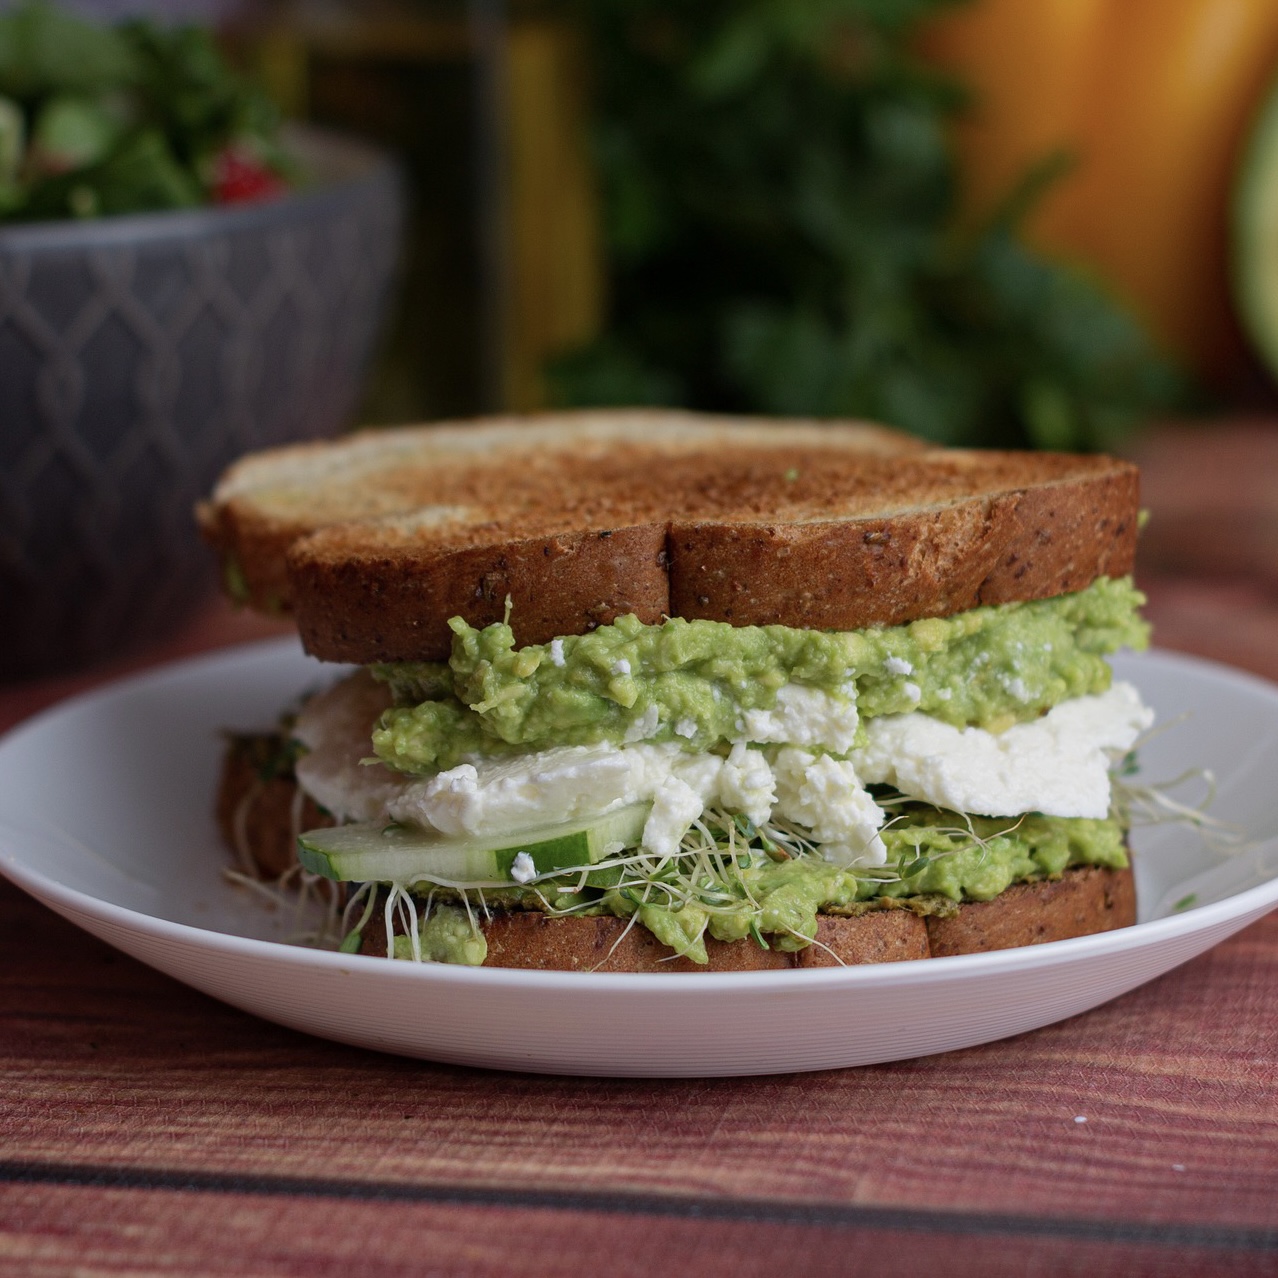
[200,409,1151,971]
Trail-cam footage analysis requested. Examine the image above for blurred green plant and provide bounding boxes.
[548,0,1191,449]
[0,1,292,222]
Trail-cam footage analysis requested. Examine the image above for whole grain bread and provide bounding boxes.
[199,410,1138,663]
[200,410,922,618]
[217,745,1135,970]
[352,869,1135,969]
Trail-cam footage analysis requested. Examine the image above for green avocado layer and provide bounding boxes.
[380,807,1129,966]
[370,577,1147,774]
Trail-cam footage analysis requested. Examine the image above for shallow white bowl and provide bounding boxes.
[1,641,1275,1077]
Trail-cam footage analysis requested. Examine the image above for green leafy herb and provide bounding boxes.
[549,0,1190,449]
[0,1,291,222]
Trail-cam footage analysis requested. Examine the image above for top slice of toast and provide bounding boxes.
[198,409,1139,664]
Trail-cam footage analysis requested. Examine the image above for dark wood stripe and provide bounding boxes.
[1,1159,1274,1252]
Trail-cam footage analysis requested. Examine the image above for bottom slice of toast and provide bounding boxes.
[352,866,1134,969]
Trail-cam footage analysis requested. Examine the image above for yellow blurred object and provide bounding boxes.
[505,23,603,411]
[921,0,1278,384]
[247,12,601,415]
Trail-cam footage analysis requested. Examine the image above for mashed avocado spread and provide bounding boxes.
[371,577,1147,774]
[385,808,1129,965]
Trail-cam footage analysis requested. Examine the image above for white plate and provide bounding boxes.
[1,641,1277,1077]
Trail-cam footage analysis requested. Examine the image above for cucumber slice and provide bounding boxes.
[1234,68,1278,376]
[297,803,650,884]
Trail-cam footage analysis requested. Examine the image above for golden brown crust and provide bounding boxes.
[668,464,1138,630]
[924,865,1136,956]
[797,911,932,967]
[201,411,924,617]
[351,868,1131,968]
[292,525,672,666]
[480,913,795,972]
[199,411,1138,662]
[292,455,1136,662]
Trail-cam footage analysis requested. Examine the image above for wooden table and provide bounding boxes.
[4,425,1278,1275]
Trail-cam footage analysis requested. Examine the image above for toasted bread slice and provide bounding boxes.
[923,863,1137,955]
[359,907,934,970]
[200,411,1136,662]
[199,409,923,617]
[288,445,1137,663]
[351,869,1134,969]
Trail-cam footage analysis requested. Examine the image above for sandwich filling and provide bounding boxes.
[289,576,1153,965]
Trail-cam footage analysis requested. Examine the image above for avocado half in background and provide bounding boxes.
[1234,66,1278,379]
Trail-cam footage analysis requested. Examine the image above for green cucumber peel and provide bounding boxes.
[297,803,651,885]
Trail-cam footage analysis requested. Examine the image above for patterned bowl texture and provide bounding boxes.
[0,126,402,679]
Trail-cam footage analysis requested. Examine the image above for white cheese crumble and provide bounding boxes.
[1003,675,1032,703]
[674,717,698,739]
[391,743,679,836]
[772,748,886,867]
[737,682,859,755]
[548,639,566,668]
[852,681,1153,819]
[510,851,537,883]
[612,658,632,676]
[718,742,776,827]
[643,776,707,857]
[884,656,913,676]
[902,681,921,703]
[622,704,661,743]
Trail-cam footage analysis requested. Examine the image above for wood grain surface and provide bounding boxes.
[3,423,1278,1275]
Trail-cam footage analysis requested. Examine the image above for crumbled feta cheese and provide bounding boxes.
[612,658,631,676]
[1003,675,1032,703]
[884,656,913,676]
[738,682,859,754]
[671,751,727,800]
[294,667,1152,870]
[772,748,886,867]
[622,704,661,743]
[903,681,921,703]
[548,639,566,668]
[643,775,708,856]
[388,741,729,842]
[717,742,776,827]
[392,743,681,836]
[510,851,537,883]
[852,682,1154,819]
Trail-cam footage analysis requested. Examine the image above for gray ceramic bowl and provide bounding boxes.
[0,126,402,679]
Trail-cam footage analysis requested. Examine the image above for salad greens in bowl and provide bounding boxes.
[0,1,292,222]
[0,4,402,679]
